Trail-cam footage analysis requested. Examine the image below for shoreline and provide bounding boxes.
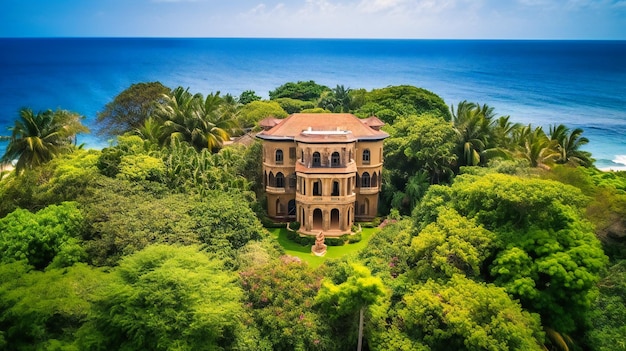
[0,163,14,173]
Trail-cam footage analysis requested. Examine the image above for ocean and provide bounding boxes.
[0,38,625,169]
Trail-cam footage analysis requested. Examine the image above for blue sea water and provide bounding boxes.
[0,38,625,169]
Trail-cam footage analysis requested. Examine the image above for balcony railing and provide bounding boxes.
[266,186,286,194]
[359,187,379,195]
[296,193,356,204]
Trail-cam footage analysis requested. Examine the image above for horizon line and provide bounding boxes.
[1,36,625,41]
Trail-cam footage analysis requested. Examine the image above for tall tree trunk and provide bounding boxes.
[357,306,364,351]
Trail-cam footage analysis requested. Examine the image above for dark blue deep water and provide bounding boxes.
[1,38,625,168]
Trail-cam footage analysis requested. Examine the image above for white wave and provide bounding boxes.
[613,155,626,166]
[598,155,626,171]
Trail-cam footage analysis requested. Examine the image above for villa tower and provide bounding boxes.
[257,113,388,236]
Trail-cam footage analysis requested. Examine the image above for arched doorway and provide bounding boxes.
[288,199,296,216]
[330,209,340,230]
[313,209,323,230]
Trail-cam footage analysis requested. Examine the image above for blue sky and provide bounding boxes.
[2,0,625,39]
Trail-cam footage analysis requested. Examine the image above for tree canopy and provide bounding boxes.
[1,108,89,174]
[269,80,330,101]
[415,173,608,333]
[0,80,622,351]
[80,245,244,350]
[96,81,170,136]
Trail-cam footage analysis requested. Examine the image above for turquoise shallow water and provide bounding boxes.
[0,38,624,169]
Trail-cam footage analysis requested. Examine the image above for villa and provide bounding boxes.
[256,113,388,236]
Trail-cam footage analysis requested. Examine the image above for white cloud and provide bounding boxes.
[241,2,288,18]
[357,0,405,13]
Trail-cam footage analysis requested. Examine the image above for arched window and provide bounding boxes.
[372,172,378,188]
[361,172,371,188]
[276,199,283,215]
[313,180,322,196]
[312,152,321,167]
[276,172,285,188]
[269,172,275,187]
[332,181,340,196]
[362,149,370,164]
[330,209,340,229]
[289,173,296,188]
[331,152,340,167]
[275,149,283,164]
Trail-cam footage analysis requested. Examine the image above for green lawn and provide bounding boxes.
[267,227,378,269]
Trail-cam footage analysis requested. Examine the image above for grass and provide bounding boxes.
[267,227,379,269]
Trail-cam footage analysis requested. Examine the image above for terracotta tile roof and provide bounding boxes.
[258,117,283,130]
[257,113,388,142]
[361,116,385,129]
[226,132,257,147]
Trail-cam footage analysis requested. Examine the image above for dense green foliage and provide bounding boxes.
[155,86,240,152]
[237,100,288,129]
[0,262,110,350]
[80,245,243,350]
[1,108,89,174]
[0,202,85,269]
[391,275,544,351]
[240,256,333,350]
[96,81,170,136]
[0,80,624,351]
[269,80,330,101]
[353,85,451,123]
[238,90,262,105]
[416,173,608,332]
[382,114,456,213]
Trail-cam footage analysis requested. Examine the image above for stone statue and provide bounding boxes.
[311,231,327,256]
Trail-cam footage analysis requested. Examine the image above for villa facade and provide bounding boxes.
[256,113,388,236]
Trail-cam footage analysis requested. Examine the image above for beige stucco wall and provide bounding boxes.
[262,138,383,234]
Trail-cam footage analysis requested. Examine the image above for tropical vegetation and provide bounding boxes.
[0,80,624,351]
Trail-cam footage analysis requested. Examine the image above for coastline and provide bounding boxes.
[0,163,14,173]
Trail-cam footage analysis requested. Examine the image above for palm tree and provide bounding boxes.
[549,124,593,166]
[317,90,338,112]
[452,101,496,166]
[333,85,352,112]
[492,115,522,150]
[157,87,240,153]
[134,117,165,147]
[197,92,240,151]
[514,124,558,169]
[1,108,89,174]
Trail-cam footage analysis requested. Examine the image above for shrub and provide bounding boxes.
[371,217,382,227]
[286,230,316,246]
[261,216,287,228]
[348,232,362,243]
[289,221,301,231]
[325,237,346,246]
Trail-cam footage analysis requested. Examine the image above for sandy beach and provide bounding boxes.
[0,163,14,173]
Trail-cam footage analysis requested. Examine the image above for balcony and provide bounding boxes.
[296,192,356,204]
[266,186,286,194]
[358,187,379,195]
